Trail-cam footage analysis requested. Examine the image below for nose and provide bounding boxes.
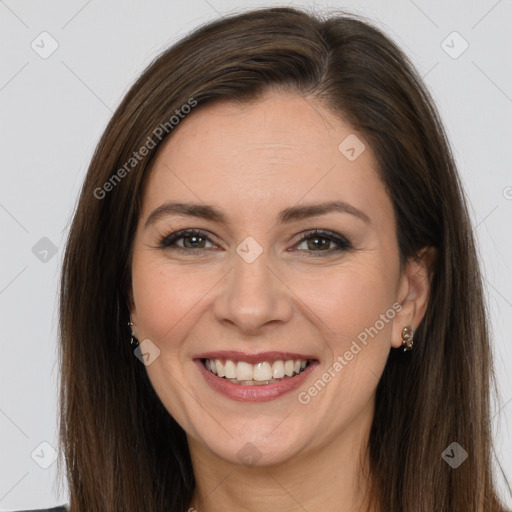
[213,249,293,335]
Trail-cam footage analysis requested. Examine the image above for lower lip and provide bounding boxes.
[194,359,317,402]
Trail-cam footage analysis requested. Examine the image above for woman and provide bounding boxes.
[49,6,510,512]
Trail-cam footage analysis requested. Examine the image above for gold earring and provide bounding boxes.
[401,326,414,351]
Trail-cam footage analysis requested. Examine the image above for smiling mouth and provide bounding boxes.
[201,358,312,386]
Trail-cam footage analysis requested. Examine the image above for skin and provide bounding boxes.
[130,91,432,512]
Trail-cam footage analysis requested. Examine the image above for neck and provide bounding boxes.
[187,404,378,512]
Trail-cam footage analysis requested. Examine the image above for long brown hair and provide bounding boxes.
[59,7,510,511]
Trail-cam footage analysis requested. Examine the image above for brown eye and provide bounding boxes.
[293,230,352,255]
[159,230,216,250]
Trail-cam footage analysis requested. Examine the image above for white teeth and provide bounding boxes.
[215,359,225,377]
[204,358,310,383]
[236,361,253,381]
[224,359,237,379]
[272,360,285,379]
[253,362,272,381]
[284,360,295,377]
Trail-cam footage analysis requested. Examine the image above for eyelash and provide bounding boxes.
[158,229,353,256]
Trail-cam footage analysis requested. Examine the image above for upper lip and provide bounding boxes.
[194,350,318,364]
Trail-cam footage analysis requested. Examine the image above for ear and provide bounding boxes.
[391,246,436,348]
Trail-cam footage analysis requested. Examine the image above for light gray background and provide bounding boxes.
[1,0,511,509]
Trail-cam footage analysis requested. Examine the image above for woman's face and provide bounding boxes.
[130,91,428,467]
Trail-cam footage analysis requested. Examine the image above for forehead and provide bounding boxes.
[141,92,392,227]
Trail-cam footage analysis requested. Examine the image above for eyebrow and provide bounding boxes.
[144,199,370,229]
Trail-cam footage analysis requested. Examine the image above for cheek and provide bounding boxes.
[130,253,224,351]
[131,263,177,341]
[131,253,189,342]
[310,259,395,326]
[297,258,398,370]
[295,266,397,422]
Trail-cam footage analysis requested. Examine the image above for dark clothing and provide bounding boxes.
[15,508,67,512]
